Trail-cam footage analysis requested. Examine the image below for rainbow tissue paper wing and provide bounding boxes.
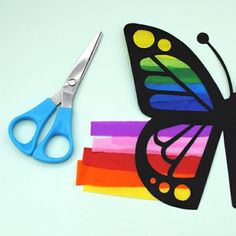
[124,23,236,209]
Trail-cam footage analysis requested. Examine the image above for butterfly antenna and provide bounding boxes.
[197,33,233,96]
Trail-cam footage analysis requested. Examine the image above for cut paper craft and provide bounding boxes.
[124,23,236,209]
[77,121,202,201]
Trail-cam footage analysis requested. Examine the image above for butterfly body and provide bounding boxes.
[124,23,235,209]
[223,95,236,208]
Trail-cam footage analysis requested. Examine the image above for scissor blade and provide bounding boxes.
[67,32,102,86]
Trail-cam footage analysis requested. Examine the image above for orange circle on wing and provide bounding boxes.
[149,177,157,184]
[159,182,170,193]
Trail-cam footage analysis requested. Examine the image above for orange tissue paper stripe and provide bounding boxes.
[76,161,143,187]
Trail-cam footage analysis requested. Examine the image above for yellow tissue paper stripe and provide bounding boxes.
[83,185,157,200]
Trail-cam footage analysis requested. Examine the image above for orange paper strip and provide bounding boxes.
[76,161,143,187]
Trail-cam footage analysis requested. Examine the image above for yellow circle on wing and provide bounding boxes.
[133,30,155,48]
[174,184,191,201]
[158,39,171,51]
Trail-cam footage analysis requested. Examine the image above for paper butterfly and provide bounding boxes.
[124,23,236,209]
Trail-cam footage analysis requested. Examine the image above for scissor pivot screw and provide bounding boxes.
[68,78,77,86]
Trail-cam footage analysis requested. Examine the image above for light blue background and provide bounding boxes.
[0,0,236,235]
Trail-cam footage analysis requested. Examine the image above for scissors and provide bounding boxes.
[8,32,102,163]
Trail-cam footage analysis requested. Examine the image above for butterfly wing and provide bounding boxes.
[124,23,224,209]
[136,120,222,209]
[124,23,223,117]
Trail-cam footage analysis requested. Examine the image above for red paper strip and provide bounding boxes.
[82,148,201,177]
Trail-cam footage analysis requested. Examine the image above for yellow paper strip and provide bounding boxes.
[83,185,157,200]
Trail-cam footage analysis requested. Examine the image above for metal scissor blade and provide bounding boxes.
[50,32,102,107]
[53,31,102,108]
[67,31,102,87]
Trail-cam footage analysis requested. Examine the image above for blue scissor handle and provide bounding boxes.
[8,98,56,155]
[32,107,73,163]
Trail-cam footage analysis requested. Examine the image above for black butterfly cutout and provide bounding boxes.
[124,23,236,209]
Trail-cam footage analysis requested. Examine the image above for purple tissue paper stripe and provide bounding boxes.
[91,122,212,138]
[158,125,212,137]
[91,121,147,137]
